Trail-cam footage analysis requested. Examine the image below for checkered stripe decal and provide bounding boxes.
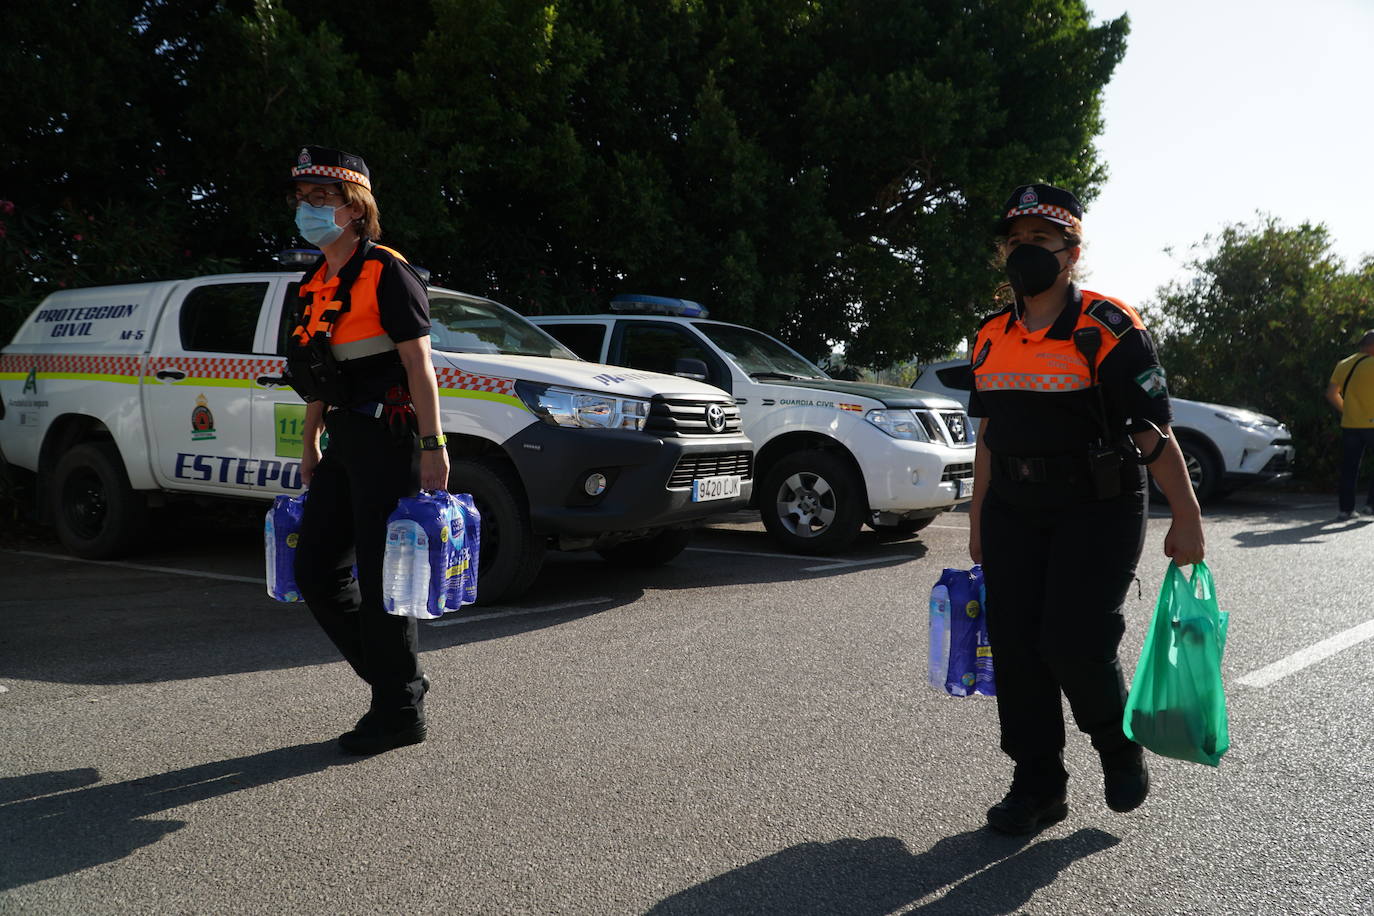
[0,353,286,380]
[1007,204,1078,225]
[435,367,514,396]
[165,356,285,379]
[291,165,371,190]
[974,372,1087,392]
[0,353,142,376]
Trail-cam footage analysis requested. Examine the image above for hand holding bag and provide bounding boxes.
[1123,561,1230,766]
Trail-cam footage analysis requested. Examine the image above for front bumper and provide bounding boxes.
[851,425,977,512]
[505,424,754,535]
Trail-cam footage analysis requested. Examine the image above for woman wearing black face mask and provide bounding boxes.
[965,183,1205,834]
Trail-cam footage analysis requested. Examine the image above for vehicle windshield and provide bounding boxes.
[693,322,827,379]
[428,293,577,359]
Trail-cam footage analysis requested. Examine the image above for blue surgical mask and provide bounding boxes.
[295,201,346,246]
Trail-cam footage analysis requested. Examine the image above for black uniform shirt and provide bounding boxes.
[968,287,1172,503]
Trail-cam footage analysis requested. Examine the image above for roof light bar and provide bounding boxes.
[609,294,709,318]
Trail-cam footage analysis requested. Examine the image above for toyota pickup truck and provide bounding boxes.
[0,268,754,603]
[530,296,975,555]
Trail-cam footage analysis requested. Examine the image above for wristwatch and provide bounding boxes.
[418,434,447,451]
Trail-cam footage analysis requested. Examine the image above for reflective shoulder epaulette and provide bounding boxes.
[1082,293,1141,340]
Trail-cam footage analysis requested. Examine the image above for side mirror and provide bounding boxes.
[673,357,709,382]
[935,364,974,391]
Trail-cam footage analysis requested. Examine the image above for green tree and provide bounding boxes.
[1145,216,1374,485]
[391,0,1127,365]
[2,0,1127,368]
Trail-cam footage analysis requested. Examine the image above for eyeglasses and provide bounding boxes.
[287,188,343,210]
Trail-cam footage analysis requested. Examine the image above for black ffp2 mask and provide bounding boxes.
[1005,243,1070,298]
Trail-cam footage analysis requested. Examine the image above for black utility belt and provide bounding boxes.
[327,401,385,418]
[997,452,1086,484]
[995,448,1130,500]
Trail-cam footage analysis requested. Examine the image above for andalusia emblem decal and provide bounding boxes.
[192,393,217,440]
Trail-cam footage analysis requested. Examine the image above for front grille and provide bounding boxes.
[914,408,975,446]
[1262,453,1293,473]
[645,395,743,437]
[942,462,974,482]
[669,452,753,487]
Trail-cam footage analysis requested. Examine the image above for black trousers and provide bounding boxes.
[979,486,1147,774]
[294,408,425,722]
[1337,427,1374,513]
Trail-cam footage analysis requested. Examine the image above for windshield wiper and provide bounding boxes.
[749,371,817,380]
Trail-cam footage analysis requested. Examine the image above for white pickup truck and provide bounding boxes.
[911,359,1296,503]
[530,297,975,555]
[0,268,754,603]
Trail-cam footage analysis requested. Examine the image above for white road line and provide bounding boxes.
[6,549,262,584]
[1237,619,1374,688]
[687,546,807,561]
[803,555,908,572]
[426,597,615,627]
[688,545,908,572]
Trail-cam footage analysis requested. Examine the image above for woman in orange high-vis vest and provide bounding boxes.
[286,146,449,755]
[966,184,1205,834]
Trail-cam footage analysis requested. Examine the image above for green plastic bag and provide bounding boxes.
[1123,561,1230,766]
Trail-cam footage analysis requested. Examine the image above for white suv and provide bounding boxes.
[910,359,1296,503]
[531,297,975,555]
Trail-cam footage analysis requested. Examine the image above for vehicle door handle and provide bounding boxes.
[257,375,288,386]
[155,369,186,381]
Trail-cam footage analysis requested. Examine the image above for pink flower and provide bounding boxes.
[0,200,14,215]
[73,233,84,242]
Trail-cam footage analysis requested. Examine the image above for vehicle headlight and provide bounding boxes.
[1213,408,1278,431]
[865,409,930,441]
[515,381,649,431]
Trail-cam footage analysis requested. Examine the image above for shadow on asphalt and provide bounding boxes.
[646,828,1120,915]
[1229,514,1374,548]
[0,740,355,891]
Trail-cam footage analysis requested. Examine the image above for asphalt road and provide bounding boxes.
[1,489,1371,915]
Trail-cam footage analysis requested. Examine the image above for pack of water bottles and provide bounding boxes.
[265,490,309,602]
[382,490,481,619]
[928,565,995,697]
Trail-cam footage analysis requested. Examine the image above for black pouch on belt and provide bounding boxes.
[1087,446,1123,500]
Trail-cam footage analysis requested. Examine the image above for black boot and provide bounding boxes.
[1100,742,1149,812]
[986,757,1070,835]
[339,675,429,755]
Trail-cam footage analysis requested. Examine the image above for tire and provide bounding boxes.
[597,528,692,567]
[1179,437,1222,504]
[52,441,149,559]
[759,449,866,556]
[870,516,936,540]
[448,457,545,605]
[1149,436,1222,504]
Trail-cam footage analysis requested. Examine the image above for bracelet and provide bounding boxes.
[418,434,447,451]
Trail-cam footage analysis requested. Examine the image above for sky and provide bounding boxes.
[1078,0,1374,308]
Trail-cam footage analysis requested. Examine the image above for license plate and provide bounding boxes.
[692,474,742,502]
[957,477,975,499]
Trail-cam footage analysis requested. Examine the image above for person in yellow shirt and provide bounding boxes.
[1325,330,1374,520]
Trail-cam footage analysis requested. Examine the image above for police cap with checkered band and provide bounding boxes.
[290,146,371,191]
[996,183,1082,235]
